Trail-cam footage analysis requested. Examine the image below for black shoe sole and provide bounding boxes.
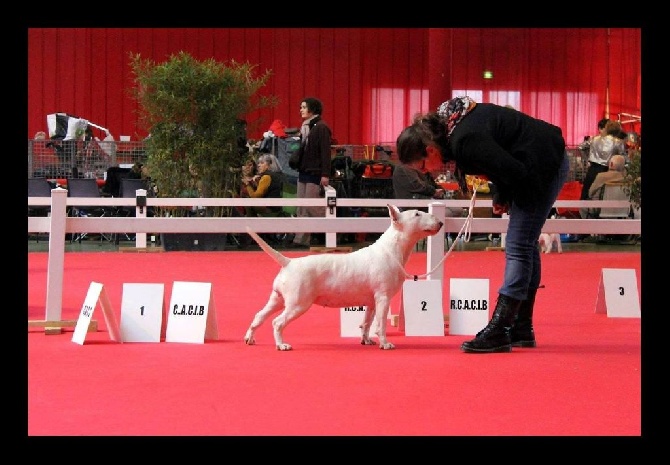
[461,343,512,353]
[511,340,537,348]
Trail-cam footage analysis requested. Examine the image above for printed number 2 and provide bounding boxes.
[421,301,427,311]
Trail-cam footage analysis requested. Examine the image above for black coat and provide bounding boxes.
[296,118,332,178]
[447,103,566,207]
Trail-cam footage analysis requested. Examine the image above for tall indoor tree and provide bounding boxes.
[130,51,277,217]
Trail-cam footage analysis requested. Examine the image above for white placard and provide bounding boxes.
[340,306,383,337]
[120,283,165,342]
[449,278,490,336]
[166,281,218,343]
[72,282,121,345]
[401,279,444,336]
[595,268,641,318]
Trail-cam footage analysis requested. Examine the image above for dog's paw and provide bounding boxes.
[379,342,395,350]
[360,337,377,346]
[276,343,292,351]
[244,330,256,345]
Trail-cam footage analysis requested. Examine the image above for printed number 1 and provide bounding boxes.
[140,305,144,316]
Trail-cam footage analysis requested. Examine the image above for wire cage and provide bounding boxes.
[28,139,146,183]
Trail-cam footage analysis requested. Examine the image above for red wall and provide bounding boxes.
[27,28,641,146]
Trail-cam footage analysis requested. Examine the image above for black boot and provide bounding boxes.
[461,294,522,353]
[511,288,537,348]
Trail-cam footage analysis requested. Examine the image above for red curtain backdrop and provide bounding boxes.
[27,28,640,147]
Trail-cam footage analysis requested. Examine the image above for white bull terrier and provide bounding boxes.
[538,232,562,254]
[243,204,443,351]
[538,215,562,254]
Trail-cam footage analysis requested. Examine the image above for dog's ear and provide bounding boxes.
[388,204,400,222]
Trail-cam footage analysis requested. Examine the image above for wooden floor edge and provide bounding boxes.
[118,246,165,253]
[309,246,353,253]
[28,319,98,333]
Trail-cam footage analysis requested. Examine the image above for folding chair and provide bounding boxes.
[28,178,54,242]
[598,182,632,219]
[595,182,633,243]
[66,178,114,243]
[114,177,153,244]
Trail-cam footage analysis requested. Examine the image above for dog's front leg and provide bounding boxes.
[373,298,395,350]
[359,305,377,346]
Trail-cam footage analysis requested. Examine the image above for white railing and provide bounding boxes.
[28,187,640,323]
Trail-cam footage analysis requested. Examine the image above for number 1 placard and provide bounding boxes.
[120,283,166,342]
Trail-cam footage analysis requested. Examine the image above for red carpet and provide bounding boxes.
[27,249,641,436]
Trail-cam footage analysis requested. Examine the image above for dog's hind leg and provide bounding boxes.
[244,290,284,346]
[271,303,311,351]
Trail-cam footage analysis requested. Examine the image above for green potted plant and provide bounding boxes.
[129,51,277,249]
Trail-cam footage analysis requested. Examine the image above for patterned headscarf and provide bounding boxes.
[436,96,477,194]
[437,96,477,138]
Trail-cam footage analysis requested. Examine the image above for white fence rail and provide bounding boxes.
[28,187,640,324]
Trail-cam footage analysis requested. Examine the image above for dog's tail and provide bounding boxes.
[245,227,291,267]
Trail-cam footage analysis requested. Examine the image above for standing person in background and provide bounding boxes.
[580,119,625,201]
[578,117,608,154]
[397,96,568,353]
[285,97,332,249]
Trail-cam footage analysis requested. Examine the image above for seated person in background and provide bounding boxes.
[129,161,144,179]
[242,153,284,217]
[239,157,257,196]
[235,156,257,216]
[580,154,627,219]
[393,147,463,217]
[580,119,626,201]
[238,154,284,248]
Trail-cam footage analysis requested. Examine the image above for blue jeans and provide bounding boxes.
[499,152,569,300]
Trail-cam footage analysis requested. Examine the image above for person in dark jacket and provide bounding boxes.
[286,97,332,248]
[397,96,569,353]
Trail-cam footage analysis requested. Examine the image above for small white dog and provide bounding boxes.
[538,232,562,254]
[243,204,443,350]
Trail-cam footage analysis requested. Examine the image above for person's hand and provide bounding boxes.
[320,176,329,187]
